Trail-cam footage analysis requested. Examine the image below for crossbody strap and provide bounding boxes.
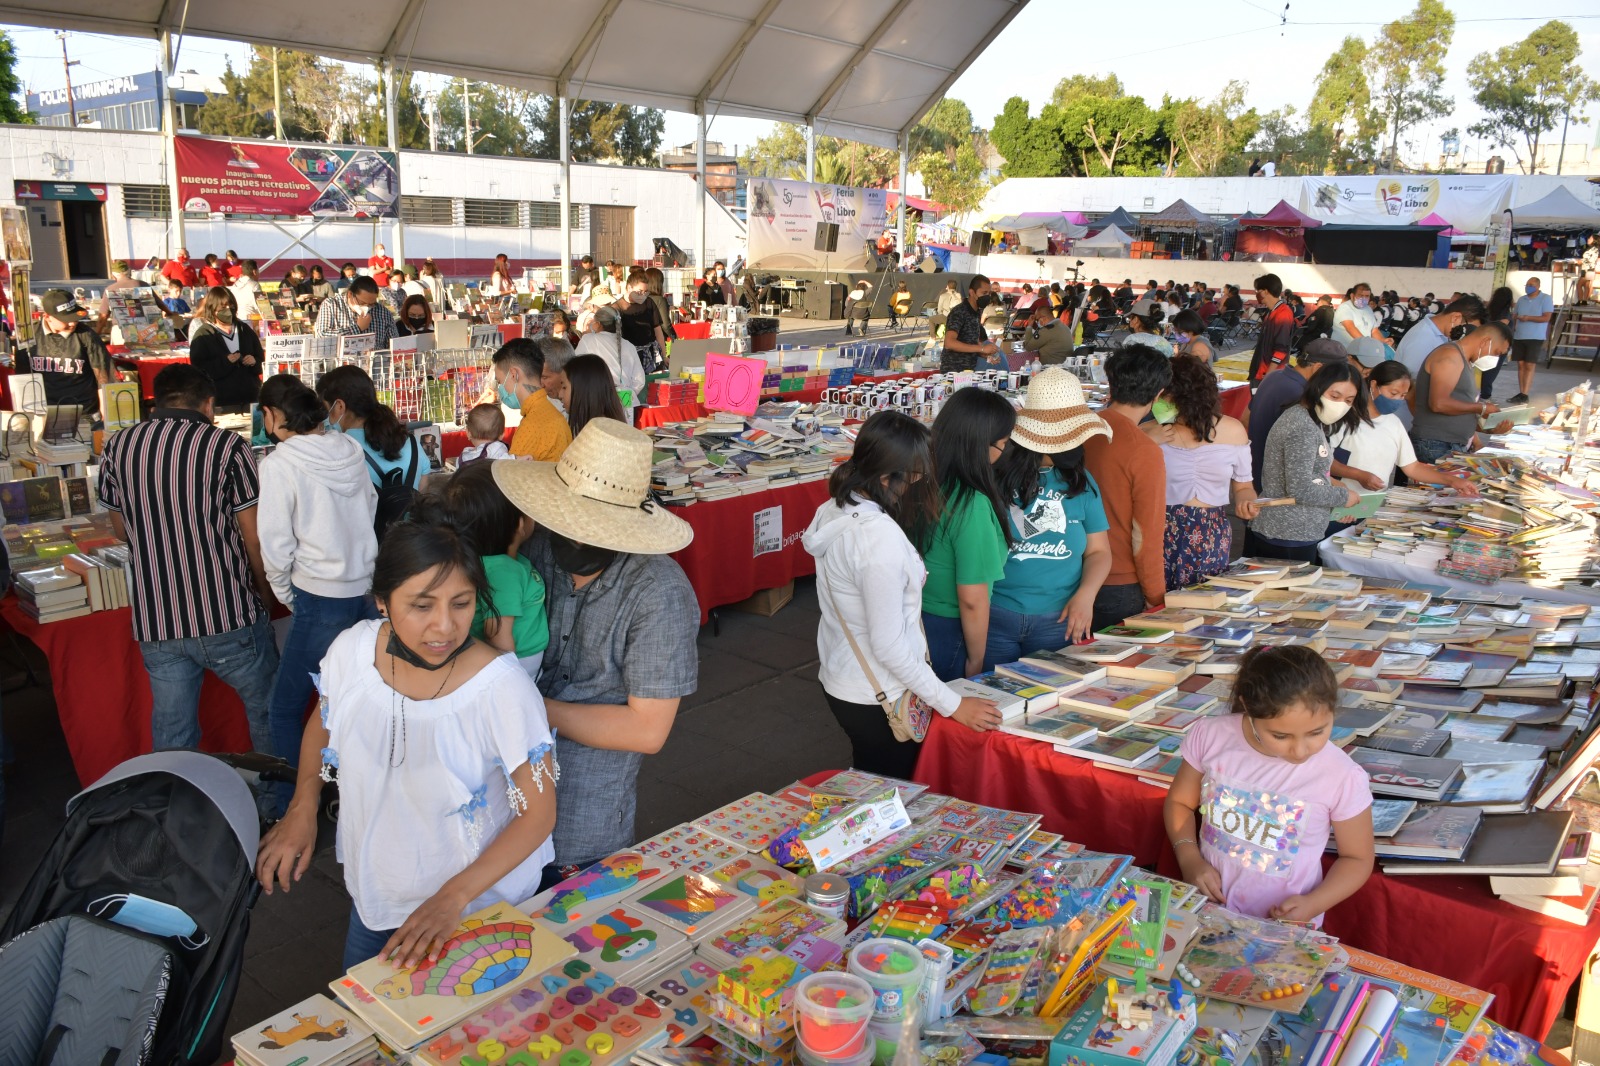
[827,592,893,709]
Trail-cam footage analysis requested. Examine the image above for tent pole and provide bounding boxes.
[696,109,707,271]
[384,59,404,269]
[160,29,184,254]
[897,131,908,250]
[559,94,572,288]
[805,123,815,183]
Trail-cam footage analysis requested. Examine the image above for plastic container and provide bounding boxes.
[848,938,926,1023]
[795,972,874,1060]
[866,1016,919,1066]
[805,873,850,920]
[798,1042,876,1066]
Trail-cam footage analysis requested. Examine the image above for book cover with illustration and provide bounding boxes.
[231,993,375,1066]
[1373,804,1483,859]
[533,900,691,984]
[521,850,666,927]
[630,870,758,941]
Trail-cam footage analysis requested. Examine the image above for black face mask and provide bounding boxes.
[1449,324,1469,341]
[549,531,617,577]
[385,626,474,671]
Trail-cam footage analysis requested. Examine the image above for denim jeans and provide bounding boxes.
[269,588,371,768]
[140,613,278,754]
[1091,582,1148,635]
[1412,437,1467,465]
[344,905,399,970]
[921,611,969,682]
[983,604,1070,673]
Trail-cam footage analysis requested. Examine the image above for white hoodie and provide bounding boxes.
[258,432,379,606]
[803,497,960,716]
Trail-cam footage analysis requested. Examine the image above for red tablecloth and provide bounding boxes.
[913,717,1598,1040]
[0,600,253,786]
[115,355,192,401]
[670,478,834,624]
[1219,382,1250,421]
[674,322,713,340]
[637,389,832,429]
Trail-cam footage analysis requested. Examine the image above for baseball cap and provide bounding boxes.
[1345,336,1392,368]
[1129,298,1160,318]
[1298,338,1350,365]
[41,289,87,320]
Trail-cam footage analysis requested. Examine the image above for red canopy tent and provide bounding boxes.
[1234,199,1322,262]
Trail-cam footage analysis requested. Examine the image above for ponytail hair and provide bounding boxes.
[315,364,410,460]
[257,373,329,433]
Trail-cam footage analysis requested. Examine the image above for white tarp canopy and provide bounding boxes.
[5,0,1031,149]
[1075,223,1134,255]
[1511,186,1600,231]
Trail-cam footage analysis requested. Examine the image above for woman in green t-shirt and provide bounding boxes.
[986,369,1114,669]
[919,387,1017,681]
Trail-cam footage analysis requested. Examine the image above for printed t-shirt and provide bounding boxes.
[1178,714,1370,924]
[920,487,1008,618]
[477,554,550,659]
[992,470,1109,616]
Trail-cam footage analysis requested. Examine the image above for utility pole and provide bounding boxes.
[271,47,285,139]
[424,93,439,152]
[56,32,80,126]
[463,79,474,156]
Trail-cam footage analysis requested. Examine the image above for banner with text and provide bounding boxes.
[1297,176,1513,231]
[174,139,399,218]
[747,179,889,271]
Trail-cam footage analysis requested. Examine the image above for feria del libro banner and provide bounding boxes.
[746,179,890,271]
[174,138,400,218]
[1296,175,1513,231]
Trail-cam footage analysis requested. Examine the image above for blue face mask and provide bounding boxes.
[497,381,522,410]
[322,417,343,435]
[1525,284,1538,296]
[1375,395,1408,415]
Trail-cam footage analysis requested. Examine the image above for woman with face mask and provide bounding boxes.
[1169,308,1213,363]
[617,271,666,351]
[397,295,434,336]
[1244,361,1367,564]
[1411,322,1512,465]
[1144,355,1258,588]
[1332,362,1480,498]
[187,286,264,407]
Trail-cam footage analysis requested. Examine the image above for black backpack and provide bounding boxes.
[365,437,420,539]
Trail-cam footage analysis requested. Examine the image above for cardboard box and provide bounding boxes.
[730,580,795,617]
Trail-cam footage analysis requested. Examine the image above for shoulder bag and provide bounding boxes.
[826,596,936,743]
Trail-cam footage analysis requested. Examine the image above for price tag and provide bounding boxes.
[703,352,765,416]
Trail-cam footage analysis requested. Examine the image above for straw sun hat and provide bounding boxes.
[491,419,693,555]
[1010,368,1112,454]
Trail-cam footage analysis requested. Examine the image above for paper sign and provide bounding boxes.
[753,505,782,556]
[800,792,911,872]
[703,352,765,416]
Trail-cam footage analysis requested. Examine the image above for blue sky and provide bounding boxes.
[5,2,1597,167]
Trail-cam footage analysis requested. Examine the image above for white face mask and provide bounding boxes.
[1472,353,1501,373]
[1316,397,1353,425]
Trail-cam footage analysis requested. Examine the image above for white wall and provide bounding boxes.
[0,125,746,273]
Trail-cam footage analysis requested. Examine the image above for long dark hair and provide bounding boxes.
[995,439,1091,508]
[315,364,410,460]
[928,388,1017,549]
[257,373,328,433]
[828,410,941,545]
[1299,360,1370,437]
[1168,354,1222,442]
[1486,285,1514,325]
[371,498,490,608]
[564,354,625,438]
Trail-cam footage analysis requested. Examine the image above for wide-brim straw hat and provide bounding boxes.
[491,419,693,555]
[1011,367,1112,454]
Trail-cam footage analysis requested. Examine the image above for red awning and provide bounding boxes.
[887,194,950,215]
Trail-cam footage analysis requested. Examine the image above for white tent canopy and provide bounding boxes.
[5,0,1030,149]
[1075,223,1134,256]
[1511,186,1600,231]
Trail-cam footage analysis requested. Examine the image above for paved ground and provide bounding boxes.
[0,320,1589,1053]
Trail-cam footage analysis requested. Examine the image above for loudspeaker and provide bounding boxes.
[814,222,840,253]
[968,231,992,255]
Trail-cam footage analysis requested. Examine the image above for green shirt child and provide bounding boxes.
[475,553,549,667]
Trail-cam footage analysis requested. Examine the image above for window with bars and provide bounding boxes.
[527,202,587,229]
[401,195,454,225]
[122,184,171,218]
[462,199,518,227]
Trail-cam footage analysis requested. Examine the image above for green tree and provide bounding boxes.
[1050,74,1125,110]
[1247,106,1343,175]
[355,69,429,149]
[195,48,366,142]
[1367,0,1455,169]
[0,31,32,124]
[1467,21,1596,173]
[431,81,537,155]
[1308,36,1381,167]
[1171,82,1259,176]
[989,97,1069,177]
[915,144,991,215]
[527,98,664,164]
[910,97,977,159]
[740,124,808,178]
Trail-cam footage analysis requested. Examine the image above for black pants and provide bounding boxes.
[824,693,921,780]
[1241,528,1321,564]
[1092,581,1148,634]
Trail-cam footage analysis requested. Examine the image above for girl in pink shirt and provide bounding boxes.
[1165,645,1374,925]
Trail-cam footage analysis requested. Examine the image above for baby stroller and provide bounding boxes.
[0,751,264,1066]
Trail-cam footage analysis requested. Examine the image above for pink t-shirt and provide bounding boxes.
[1178,715,1371,922]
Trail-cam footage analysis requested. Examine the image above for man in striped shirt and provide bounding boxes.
[98,364,280,755]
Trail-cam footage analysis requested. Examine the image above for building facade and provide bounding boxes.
[26,70,214,132]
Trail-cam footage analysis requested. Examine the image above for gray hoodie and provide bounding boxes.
[257,431,379,604]
[804,496,960,715]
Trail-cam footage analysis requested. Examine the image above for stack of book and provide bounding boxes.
[229,994,380,1066]
[13,564,89,622]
